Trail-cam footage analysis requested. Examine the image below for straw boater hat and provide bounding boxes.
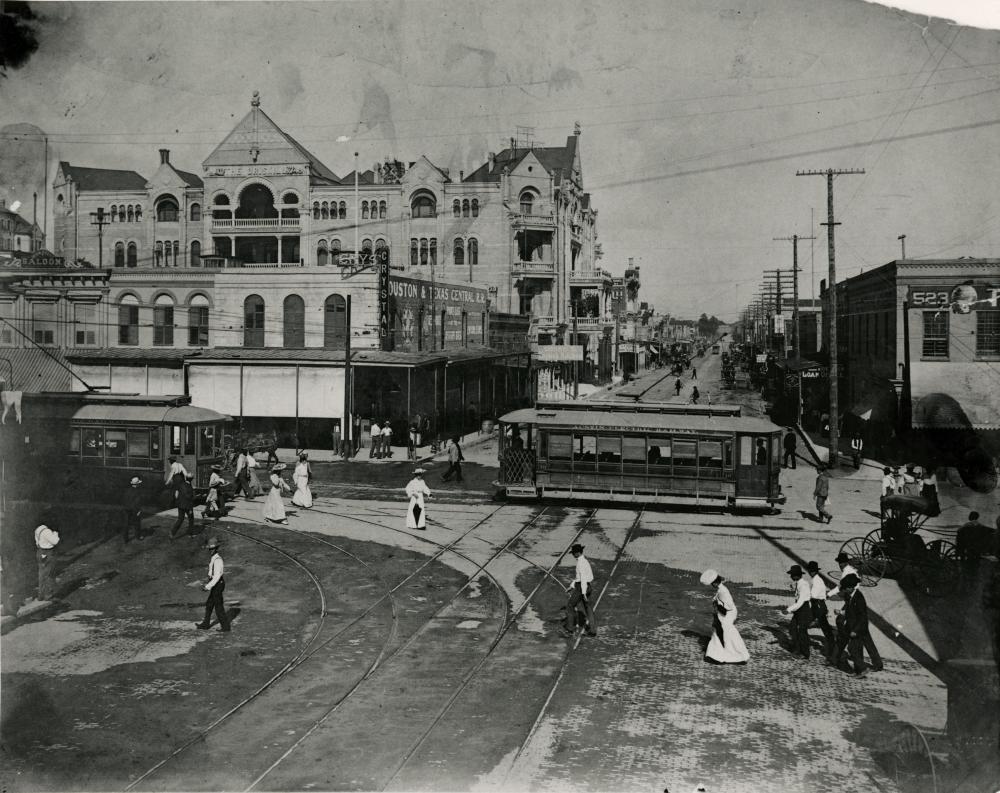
[210,464,223,472]
[272,463,286,472]
[207,536,220,549]
[130,476,142,486]
[699,569,719,585]
[413,468,427,475]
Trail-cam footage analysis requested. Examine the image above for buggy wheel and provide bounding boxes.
[838,537,874,584]
[921,540,961,597]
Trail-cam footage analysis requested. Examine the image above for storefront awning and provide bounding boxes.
[910,362,1000,430]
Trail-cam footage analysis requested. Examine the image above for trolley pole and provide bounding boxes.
[572,300,579,399]
[90,208,109,268]
[797,167,865,466]
[773,234,816,360]
[343,295,352,459]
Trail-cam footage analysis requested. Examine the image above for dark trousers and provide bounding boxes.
[123,510,142,542]
[846,631,870,673]
[369,436,380,458]
[171,507,196,537]
[790,607,812,657]
[783,449,796,468]
[832,624,882,669]
[811,599,837,653]
[201,578,230,630]
[36,547,56,600]
[565,583,596,634]
[233,472,250,498]
[442,461,463,482]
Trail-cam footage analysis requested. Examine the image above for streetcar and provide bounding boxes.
[6,392,231,505]
[496,400,786,511]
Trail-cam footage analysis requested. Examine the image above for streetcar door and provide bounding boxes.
[735,434,770,497]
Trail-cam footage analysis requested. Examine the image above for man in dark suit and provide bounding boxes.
[170,473,197,539]
[840,574,871,678]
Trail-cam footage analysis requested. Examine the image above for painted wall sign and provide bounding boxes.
[205,165,306,178]
[908,282,1000,313]
[387,274,488,352]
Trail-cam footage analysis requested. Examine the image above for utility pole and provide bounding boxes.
[797,167,865,466]
[90,207,109,268]
[343,295,352,459]
[897,234,906,259]
[773,234,816,360]
[572,299,579,399]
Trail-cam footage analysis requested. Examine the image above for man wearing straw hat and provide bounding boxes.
[195,536,231,632]
[560,543,597,638]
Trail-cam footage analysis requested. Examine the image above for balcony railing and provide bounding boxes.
[511,211,555,226]
[533,315,556,326]
[211,217,301,230]
[569,271,612,285]
[513,260,555,275]
[227,261,305,269]
[571,317,611,330]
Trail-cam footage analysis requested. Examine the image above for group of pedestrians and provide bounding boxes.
[368,418,395,459]
[699,550,883,677]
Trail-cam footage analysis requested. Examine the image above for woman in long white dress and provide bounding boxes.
[405,469,431,530]
[291,453,313,509]
[700,569,750,664]
[246,454,262,498]
[264,464,292,524]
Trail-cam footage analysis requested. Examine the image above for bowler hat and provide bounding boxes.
[211,464,223,471]
[787,564,803,577]
[840,573,860,589]
[835,552,850,563]
[571,543,584,554]
[806,560,820,573]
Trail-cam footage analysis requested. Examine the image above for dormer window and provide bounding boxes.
[410,191,436,219]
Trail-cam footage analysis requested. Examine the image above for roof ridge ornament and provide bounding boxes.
[251,90,261,108]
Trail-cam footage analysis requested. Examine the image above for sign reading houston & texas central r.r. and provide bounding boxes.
[388,278,488,305]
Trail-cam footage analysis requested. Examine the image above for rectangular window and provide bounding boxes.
[573,434,596,466]
[922,311,949,358]
[119,305,139,346]
[150,429,161,459]
[188,306,209,346]
[976,310,1000,356]
[128,429,149,459]
[622,435,647,473]
[82,427,104,458]
[105,429,127,462]
[673,440,697,473]
[198,425,217,458]
[698,440,723,471]
[74,303,98,346]
[184,426,195,455]
[154,306,174,346]
[31,301,56,345]
[69,428,81,457]
[548,432,572,470]
[170,425,182,456]
[597,436,622,465]
[647,439,672,468]
[0,301,16,345]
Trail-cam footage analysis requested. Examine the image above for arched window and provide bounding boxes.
[453,199,460,218]
[155,196,179,222]
[118,294,140,346]
[454,237,464,266]
[213,194,230,205]
[236,184,277,219]
[188,294,210,347]
[330,238,341,266]
[110,205,117,222]
[462,199,470,218]
[190,203,201,222]
[338,201,346,220]
[379,200,387,219]
[519,190,535,215]
[282,192,299,205]
[317,239,328,266]
[172,240,179,267]
[362,239,373,261]
[212,194,230,220]
[154,241,163,267]
[361,201,369,220]
[244,295,265,348]
[283,294,305,349]
[321,201,329,219]
[114,242,125,268]
[190,240,201,266]
[411,191,436,219]
[324,294,347,348]
[468,238,479,265]
[410,238,418,267]
[127,205,134,223]
[419,238,429,266]
[153,294,174,346]
[313,201,320,220]
[429,238,437,267]
[471,199,479,218]
[126,242,137,268]
[280,192,299,219]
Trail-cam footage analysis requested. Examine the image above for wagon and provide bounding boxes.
[837,493,959,596]
[221,429,280,470]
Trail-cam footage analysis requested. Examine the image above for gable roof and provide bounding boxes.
[203,104,339,182]
[59,162,148,192]
[176,168,204,188]
[463,134,579,185]
[0,347,73,393]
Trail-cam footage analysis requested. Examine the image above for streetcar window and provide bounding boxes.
[698,440,723,476]
[150,429,161,459]
[573,434,596,463]
[184,426,195,456]
[82,428,104,458]
[673,440,697,473]
[622,436,646,462]
[723,439,733,468]
[597,436,621,464]
[548,433,572,461]
[771,434,780,466]
[105,429,127,462]
[128,429,149,459]
[68,428,81,456]
[198,425,215,458]
[647,438,671,467]
[170,426,182,456]
[739,436,753,466]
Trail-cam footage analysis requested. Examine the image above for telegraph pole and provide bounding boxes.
[773,234,816,360]
[90,207,109,268]
[897,234,906,259]
[797,167,865,466]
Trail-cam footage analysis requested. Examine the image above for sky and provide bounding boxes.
[2,0,999,322]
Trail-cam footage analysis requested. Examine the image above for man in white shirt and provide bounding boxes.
[165,456,190,486]
[785,564,812,658]
[381,419,394,458]
[369,420,381,459]
[827,552,883,671]
[806,560,836,657]
[195,537,231,632]
[34,523,61,601]
[561,543,597,637]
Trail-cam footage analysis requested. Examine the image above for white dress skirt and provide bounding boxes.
[405,477,431,529]
[264,473,290,523]
[705,583,750,663]
[291,462,313,508]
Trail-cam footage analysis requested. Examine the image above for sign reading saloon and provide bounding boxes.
[908,282,1000,313]
[387,275,488,352]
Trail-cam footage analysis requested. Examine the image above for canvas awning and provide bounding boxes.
[910,362,1000,430]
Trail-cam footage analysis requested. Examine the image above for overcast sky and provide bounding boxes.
[2,0,999,321]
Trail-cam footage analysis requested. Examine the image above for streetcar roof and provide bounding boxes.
[71,403,232,425]
[551,399,742,416]
[498,407,781,433]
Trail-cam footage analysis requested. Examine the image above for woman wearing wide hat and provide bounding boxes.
[264,463,292,524]
[405,468,432,530]
[204,465,226,520]
[699,569,750,664]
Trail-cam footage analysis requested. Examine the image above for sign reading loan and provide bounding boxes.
[387,275,488,352]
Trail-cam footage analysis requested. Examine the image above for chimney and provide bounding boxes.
[488,152,495,171]
[628,257,633,267]
[159,149,170,165]
[459,170,464,181]
[574,121,582,136]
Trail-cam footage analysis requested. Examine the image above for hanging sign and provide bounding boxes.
[377,248,390,346]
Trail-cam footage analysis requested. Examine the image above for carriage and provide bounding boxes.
[837,493,959,596]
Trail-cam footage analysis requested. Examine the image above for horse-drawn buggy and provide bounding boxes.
[837,493,959,596]
[221,428,280,470]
